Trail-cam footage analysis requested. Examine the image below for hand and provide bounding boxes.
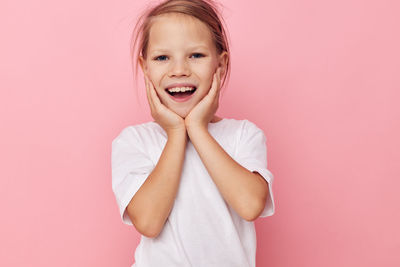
[185,67,222,131]
[145,75,186,135]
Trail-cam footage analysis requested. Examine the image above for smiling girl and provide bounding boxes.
[112,0,275,266]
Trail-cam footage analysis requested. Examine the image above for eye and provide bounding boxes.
[154,55,168,61]
[190,53,204,59]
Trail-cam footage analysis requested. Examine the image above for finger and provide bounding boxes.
[214,70,221,103]
[217,67,222,89]
[145,76,155,112]
[210,68,221,105]
[216,67,222,96]
[210,72,218,97]
[203,73,215,105]
[212,68,221,98]
[145,76,152,106]
[148,78,163,108]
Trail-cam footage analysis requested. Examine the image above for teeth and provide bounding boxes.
[167,86,195,93]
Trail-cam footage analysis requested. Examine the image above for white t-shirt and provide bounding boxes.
[111,118,275,267]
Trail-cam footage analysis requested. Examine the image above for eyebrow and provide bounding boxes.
[150,45,209,54]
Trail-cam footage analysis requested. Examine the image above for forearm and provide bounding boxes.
[187,126,268,221]
[127,129,187,237]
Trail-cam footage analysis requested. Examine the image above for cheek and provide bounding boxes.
[147,70,163,89]
[196,64,216,84]
[147,62,163,78]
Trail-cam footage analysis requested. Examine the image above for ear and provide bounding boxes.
[218,51,228,77]
[139,55,148,76]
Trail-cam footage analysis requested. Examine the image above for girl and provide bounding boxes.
[112,0,275,266]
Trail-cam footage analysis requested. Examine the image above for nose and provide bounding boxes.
[168,58,190,77]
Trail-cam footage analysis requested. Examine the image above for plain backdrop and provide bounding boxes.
[1,0,399,266]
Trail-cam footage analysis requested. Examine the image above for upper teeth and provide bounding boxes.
[167,86,195,93]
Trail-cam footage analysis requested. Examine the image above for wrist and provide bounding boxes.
[166,127,187,139]
[186,123,207,136]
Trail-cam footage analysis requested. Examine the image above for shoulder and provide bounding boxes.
[227,118,264,135]
[112,121,162,146]
[235,119,267,144]
[212,117,245,129]
[242,119,264,133]
[214,118,265,145]
[212,117,263,136]
[221,118,260,128]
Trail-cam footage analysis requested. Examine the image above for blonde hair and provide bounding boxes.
[130,0,231,95]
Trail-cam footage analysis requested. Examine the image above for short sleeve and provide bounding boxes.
[234,120,275,218]
[111,126,155,225]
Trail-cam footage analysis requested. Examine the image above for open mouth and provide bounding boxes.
[165,87,197,98]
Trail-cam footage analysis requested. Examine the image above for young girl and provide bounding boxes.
[112,0,275,266]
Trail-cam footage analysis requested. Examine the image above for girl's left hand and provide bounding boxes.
[185,67,222,130]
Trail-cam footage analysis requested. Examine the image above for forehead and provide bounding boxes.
[148,13,214,52]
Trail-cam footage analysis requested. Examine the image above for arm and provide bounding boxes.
[187,125,269,222]
[126,129,187,238]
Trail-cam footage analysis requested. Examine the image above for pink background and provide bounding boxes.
[1,0,399,266]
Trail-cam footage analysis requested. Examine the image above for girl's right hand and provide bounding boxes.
[145,75,186,136]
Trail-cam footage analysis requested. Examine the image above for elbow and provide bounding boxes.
[126,199,161,238]
[140,223,162,238]
[128,210,162,238]
[138,228,160,239]
[132,217,160,238]
[241,172,269,222]
[244,176,270,221]
[243,198,266,222]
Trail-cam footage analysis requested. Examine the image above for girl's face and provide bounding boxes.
[139,13,228,118]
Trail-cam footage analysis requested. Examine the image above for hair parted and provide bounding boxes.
[130,0,231,93]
